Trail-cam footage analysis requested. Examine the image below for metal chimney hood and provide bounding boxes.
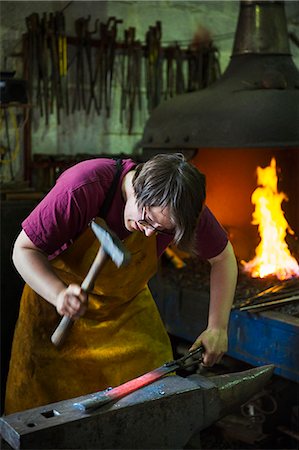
[141,1,299,150]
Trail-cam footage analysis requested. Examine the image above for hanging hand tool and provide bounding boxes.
[164,44,184,99]
[187,44,204,92]
[73,346,204,411]
[24,15,33,102]
[165,46,175,99]
[25,13,43,113]
[51,220,131,347]
[34,14,45,119]
[119,28,128,123]
[94,19,115,117]
[0,108,16,181]
[72,17,87,113]
[85,18,100,115]
[25,13,50,124]
[40,13,50,125]
[145,21,163,111]
[175,44,185,95]
[48,12,62,124]
[56,11,69,116]
[120,27,142,134]
[94,21,107,115]
[104,17,123,117]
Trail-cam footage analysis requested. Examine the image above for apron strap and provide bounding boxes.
[99,159,123,218]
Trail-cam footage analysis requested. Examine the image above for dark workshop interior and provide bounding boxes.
[1,1,299,449]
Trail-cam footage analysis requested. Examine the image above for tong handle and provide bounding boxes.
[186,346,204,360]
[165,345,204,368]
[178,346,204,365]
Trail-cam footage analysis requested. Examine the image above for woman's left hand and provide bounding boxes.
[189,327,228,367]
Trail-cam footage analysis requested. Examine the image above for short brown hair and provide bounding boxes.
[132,153,206,252]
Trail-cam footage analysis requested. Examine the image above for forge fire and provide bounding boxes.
[242,158,299,281]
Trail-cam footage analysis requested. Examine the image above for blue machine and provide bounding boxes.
[228,309,299,383]
[150,276,299,383]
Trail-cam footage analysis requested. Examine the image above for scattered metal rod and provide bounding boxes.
[249,278,299,297]
[233,279,299,309]
[234,288,299,308]
[238,294,299,312]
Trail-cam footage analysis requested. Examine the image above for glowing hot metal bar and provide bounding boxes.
[74,346,204,411]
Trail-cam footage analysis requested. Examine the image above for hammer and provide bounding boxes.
[51,220,131,347]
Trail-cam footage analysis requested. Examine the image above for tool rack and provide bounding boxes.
[20,12,220,186]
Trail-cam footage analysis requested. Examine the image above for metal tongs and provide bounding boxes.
[74,346,205,412]
[164,345,204,370]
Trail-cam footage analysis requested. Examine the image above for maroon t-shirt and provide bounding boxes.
[22,158,228,260]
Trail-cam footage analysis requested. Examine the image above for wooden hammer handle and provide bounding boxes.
[51,247,107,347]
[50,315,73,347]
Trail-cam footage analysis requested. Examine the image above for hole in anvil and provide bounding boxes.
[26,423,36,428]
[40,409,60,418]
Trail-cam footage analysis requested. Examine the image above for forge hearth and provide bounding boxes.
[158,255,299,315]
[190,148,299,263]
[149,256,299,383]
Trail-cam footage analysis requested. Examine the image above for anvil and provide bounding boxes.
[0,364,274,449]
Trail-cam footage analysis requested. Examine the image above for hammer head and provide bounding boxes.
[90,220,131,267]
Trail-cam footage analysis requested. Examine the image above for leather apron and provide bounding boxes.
[5,221,172,414]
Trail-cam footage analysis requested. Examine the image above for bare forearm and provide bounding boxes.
[13,244,66,307]
[13,230,88,318]
[189,242,237,365]
[208,242,238,330]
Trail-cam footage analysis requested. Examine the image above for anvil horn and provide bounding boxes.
[209,364,274,416]
[189,364,275,430]
[0,365,275,449]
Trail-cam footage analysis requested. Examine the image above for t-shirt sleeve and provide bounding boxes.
[22,158,136,258]
[195,206,228,260]
[22,179,105,257]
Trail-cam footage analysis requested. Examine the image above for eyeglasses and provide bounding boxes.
[138,207,174,236]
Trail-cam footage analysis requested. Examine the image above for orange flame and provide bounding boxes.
[242,158,299,280]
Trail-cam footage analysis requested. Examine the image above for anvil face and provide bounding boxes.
[0,366,273,450]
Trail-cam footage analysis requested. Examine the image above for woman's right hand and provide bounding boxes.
[56,284,88,319]
[13,230,88,318]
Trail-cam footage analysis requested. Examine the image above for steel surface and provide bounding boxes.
[0,366,274,449]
